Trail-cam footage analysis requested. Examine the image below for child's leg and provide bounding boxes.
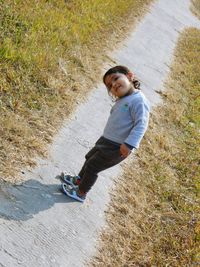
[61,145,99,186]
[78,149,124,194]
[78,146,99,179]
[78,136,105,179]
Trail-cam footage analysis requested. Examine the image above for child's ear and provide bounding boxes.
[127,71,134,81]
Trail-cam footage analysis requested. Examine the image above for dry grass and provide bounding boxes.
[191,0,200,19]
[89,28,200,267]
[0,0,153,182]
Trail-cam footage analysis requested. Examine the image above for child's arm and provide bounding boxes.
[124,99,150,149]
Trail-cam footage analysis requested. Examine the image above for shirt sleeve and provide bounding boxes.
[124,142,135,150]
[124,99,150,149]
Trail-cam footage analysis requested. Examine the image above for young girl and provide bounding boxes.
[60,65,151,202]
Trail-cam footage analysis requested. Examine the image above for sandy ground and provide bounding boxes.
[0,0,199,266]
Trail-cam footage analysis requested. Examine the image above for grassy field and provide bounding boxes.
[0,0,153,182]
[90,27,200,267]
[191,0,200,18]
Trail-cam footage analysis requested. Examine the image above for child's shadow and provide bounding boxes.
[0,178,73,221]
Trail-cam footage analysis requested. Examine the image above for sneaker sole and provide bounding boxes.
[61,183,85,203]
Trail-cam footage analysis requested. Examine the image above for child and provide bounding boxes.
[61,65,151,202]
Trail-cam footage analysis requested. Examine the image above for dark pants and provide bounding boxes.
[78,136,125,193]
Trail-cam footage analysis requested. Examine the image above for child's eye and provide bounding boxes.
[106,76,119,90]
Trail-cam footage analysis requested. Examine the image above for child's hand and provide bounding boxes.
[120,143,131,158]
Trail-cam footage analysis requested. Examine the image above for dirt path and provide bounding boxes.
[0,0,199,266]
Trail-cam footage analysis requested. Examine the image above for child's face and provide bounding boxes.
[104,72,134,98]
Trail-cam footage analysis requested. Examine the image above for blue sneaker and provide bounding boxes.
[61,183,86,203]
[60,172,81,186]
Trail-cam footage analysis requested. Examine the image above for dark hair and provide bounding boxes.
[103,65,141,90]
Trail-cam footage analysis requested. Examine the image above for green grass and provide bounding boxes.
[0,0,153,181]
[1,0,138,112]
[90,27,200,267]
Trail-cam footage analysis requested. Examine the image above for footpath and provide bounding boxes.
[0,0,199,266]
